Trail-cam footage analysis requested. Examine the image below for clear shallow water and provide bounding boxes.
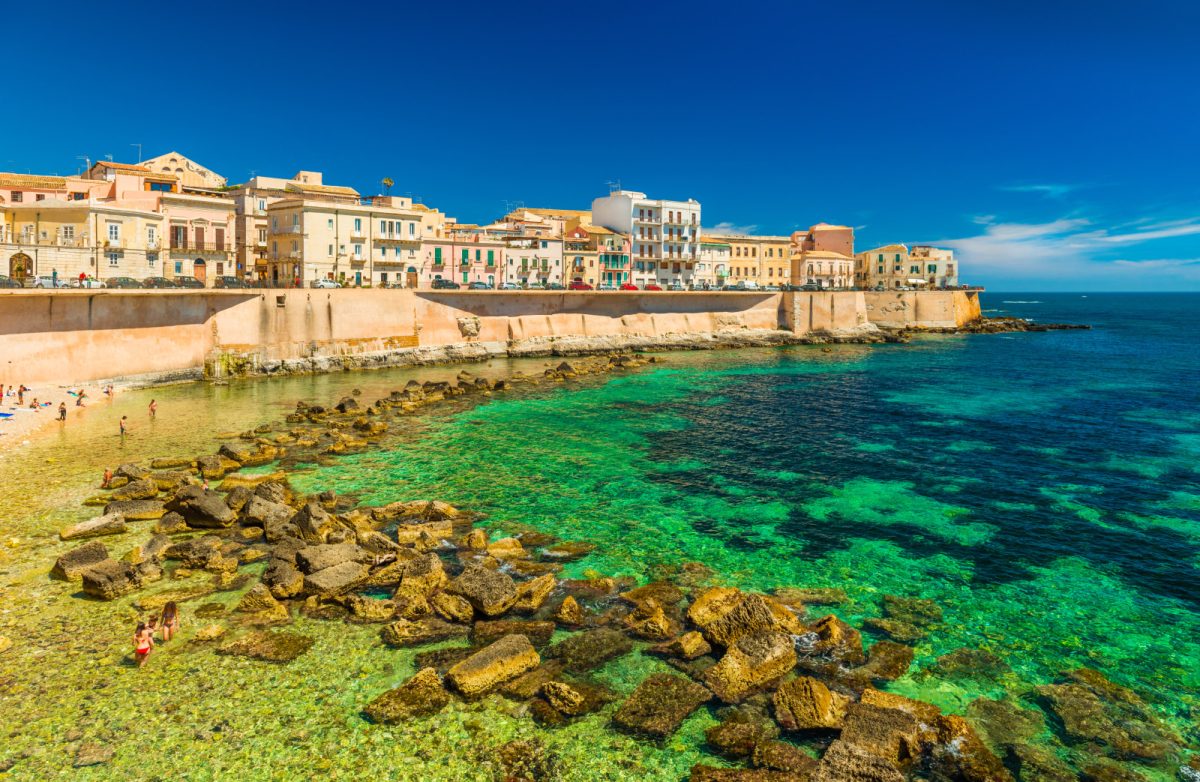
[0,293,1197,779]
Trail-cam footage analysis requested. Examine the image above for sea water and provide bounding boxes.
[0,293,1195,779]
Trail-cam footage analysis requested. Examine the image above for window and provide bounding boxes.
[877,266,884,274]
[380,220,387,233]
[328,244,334,256]
[408,222,415,237]
[258,229,267,243]
[910,265,920,274]
[487,250,494,265]
[327,218,334,229]
[354,218,362,233]
[272,217,278,230]
[895,253,901,262]
[928,264,937,273]
[107,223,120,241]
[10,191,21,202]
[461,248,469,262]
[36,194,45,201]
[257,199,266,211]
[62,226,75,240]
[175,261,183,274]
[291,241,298,253]
[293,214,299,226]
[107,252,120,266]
[434,247,443,264]
[353,243,363,258]
[147,253,158,267]
[541,241,547,249]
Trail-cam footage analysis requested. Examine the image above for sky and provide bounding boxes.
[5,1,1199,290]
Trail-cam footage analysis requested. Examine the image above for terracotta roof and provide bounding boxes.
[522,207,590,217]
[0,172,67,189]
[801,250,854,260]
[810,222,852,231]
[286,182,359,196]
[577,223,617,235]
[95,161,151,172]
[862,244,908,254]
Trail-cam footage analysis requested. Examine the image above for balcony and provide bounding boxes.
[273,224,303,235]
[634,215,660,224]
[350,230,366,240]
[375,232,419,243]
[170,241,230,254]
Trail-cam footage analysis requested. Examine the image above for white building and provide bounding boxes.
[591,190,700,287]
[909,246,958,288]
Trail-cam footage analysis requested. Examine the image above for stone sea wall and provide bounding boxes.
[0,289,982,386]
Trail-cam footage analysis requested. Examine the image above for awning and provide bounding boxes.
[907,278,929,285]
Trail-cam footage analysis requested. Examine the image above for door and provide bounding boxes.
[355,271,362,287]
[406,266,418,288]
[8,253,31,284]
[193,259,206,284]
[195,227,205,250]
[214,228,225,251]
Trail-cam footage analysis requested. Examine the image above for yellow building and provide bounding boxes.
[139,151,227,190]
[704,234,790,287]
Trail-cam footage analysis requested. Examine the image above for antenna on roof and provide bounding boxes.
[76,155,91,174]
[130,143,143,164]
[104,154,113,162]
[606,180,621,194]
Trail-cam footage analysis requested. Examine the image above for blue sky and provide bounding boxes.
[6,1,1199,290]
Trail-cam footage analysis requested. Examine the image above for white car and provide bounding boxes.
[312,279,340,289]
[33,275,71,288]
[498,282,521,290]
[72,278,106,288]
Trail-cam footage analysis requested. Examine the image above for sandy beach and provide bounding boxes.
[0,382,123,457]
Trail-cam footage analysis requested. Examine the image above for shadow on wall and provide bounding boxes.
[0,291,260,337]
[414,291,782,318]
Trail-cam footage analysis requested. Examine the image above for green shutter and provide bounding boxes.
[434,247,442,263]
[461,249,468,262]
[487,250,494,264]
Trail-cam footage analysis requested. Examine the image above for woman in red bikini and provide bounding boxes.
[133,622,154,667]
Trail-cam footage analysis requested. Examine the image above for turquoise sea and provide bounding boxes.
[0,292,1197,779]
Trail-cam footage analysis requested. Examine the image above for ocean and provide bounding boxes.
[0,292,1196,779]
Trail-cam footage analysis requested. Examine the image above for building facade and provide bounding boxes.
[139,151,227,190]
[563,223,630,287]
[909,246,958,288]
[591,190,700,287]
[696,239,730,289]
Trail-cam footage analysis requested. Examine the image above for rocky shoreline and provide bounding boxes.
[41,349,1184,782]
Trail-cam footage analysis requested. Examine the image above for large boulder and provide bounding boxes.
[110,478,158,502]
[236,583,290,624]
[613,673,713,739]
[773,676,851,730]
[379,617,466,647]
[372,499,464,523]
[165,536,223,568]
[302,561,368,596]
[59,513,126,541]
[471,619,556,648]
[363,667,450,723]
[197,454,239,480]
[445,565,517,617]
[398,553,448,598]
[703,631,797,703]
[295,543,369,574]
[103,500,166,520]
[705,719,779,759]
[811,740,905,782]
[446,634,540,697]
[240,495,294,529]
[166,486,235,528]
[838,703,929,765]
[292,503,338,544]
[216,630,313,663]
[928,714,1014,782]
[546,628,633,672]
[51,540,110,581]
[114,462,150,481]
[262,559,305,599]
[690,589,802,648]
[803,615,866,665]
[513,573,557,613]
[430,592,475,623]
[650,631,712,661]
[1036,675,1180,761]
[81,559,140,600]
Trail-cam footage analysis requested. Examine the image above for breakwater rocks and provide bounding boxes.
[905,317,1091,336]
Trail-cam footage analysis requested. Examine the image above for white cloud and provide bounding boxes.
[999,183,1080,199]
[706,221,759,235]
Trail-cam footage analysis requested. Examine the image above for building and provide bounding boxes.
[502,207,590,238]
[266,194,440,287]
[697,239,730,289]
[591,190,700,287]
[909,246,958,288]
[702,234,790,287]
[789,222,856,289]
[500,234,564,287]
[563,222,630,287]
[422,225,507,288]
[139,151,227,190]
[856,244,912,290]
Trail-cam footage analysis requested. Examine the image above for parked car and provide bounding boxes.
[800,282,821,291]
[526,282,546,290]
[214,275,248,289]
[597,284,617,291]
[545,283,565,291]
[71,277,106,289]
[0,276,22,288]
[763,284,781,292]
[666,282,685,291]
[568,281,594,291]
[175,276,206,289]
[142,276,178,288]
[467,281,492,290]
[33,275,71,289]
[431,278,461,289]
[106,277,143,289]
[618,283,638,291]
[643,283,663,291]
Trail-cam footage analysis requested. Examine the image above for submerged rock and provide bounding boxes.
[446,634,540,697]
[650,631,712,661]
[811,739,904,782]
[472,619,556,648]
[59,512,127,541]
[445,565,518,617]
[705,718,779,758]
[773,675,850,731]
[546,628,633,672]
[495,738,560,782]
[613,673,712,739]
[552,595,585,625]
[73,742,114,768]
[838,702,928,766]
[703,631,797,703]
[103,499,166,520]
[166,485,235,528]
[216,630,314,663]
[752,741,818,776]
[364,667,450,723]
[302,561,369,596]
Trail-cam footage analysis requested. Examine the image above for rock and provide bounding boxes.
[929,714,1015,782]
[111,478,158,502]
[292,502,338,544]
[753,741,819,776]
[541,540,595,561]
[613,673,713,739]
[58,512,127,542]
[624,599,676,641]
[859,641,914,683]
[133,584,215,612]
[254,480,294,506]
[859,688,941,724]
[651,631,713,661]
[773,676,850,731]
[430,591,475,623]
[500,661,566,700]
[125,533,171,565]
[446,634,540,697]
[552,595,584,625]
[689,767,799,781]
[73,742,114,767]
[881,595,942,626]
[343,595,398,623]
[197,454,239,480]
[302,561,368,596]
[1005,745,1077,782]
[379,617,465,647]
[103,499,166,520]
[262,559,305,599]
[774,587,848,606]
[216,630,314,662]
[51,540,110,580]
[811,739,904,782]
[863,617,927,643]
[803,615,866,665]
[930,648,1012,682]
[487,536,525,559]
[165,536,223,568]
[839,703,928,765]
[703,631,798,703]
[399,553,448,597]
[495,738,560,782]
[446,565,518,617]
[546,628,633,672]
[540,680,612,717]
[693,590,803,648]
[621,581,685,609]
[236,583,290,623]
[115,462,150,481]
[1037,680,1179,761]
[334,396,359,413]
[192,624,226,642]
[472,619,556,648]
[966,697,1045,748]
[364,667,451,723]
[295,543,368,574]
[240,495,294,529]
[395,519,453,546]
[81,559,140,600]
[460,528,488,550]
[154,512,188,534]
[514,573,557,613]
[166,485,235,528]
[218,471,287,491]
[706,719,779,758]
[372,499,463,523]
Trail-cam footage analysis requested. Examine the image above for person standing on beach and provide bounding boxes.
[119,416,128,437]
[58,402,67,421]
[102,467,113,488]
[17,386,24,406]
[133,622,153,667]
[160,602,179,642]
[149,399,157,419]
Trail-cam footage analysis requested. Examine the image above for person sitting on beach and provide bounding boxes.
[101,467,113,488]
[76,390,87,407]
[30,398,39,410]
[160,602,179,642]
[133,622,153,667]
[105,385,113,398]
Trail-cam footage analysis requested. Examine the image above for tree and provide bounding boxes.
[381,177,394,195]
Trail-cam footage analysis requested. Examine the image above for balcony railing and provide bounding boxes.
[375,232,419,242]
[273,224,303,235]
[170,241,229,253]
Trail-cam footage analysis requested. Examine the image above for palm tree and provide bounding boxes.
[381,177,394,195]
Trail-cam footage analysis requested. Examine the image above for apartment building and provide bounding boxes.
[909,246,957,287]
[139,151,227,190]
[563,223,630,287]
[266,194,441,287]
[702,234,790,286]
[697,239,731,289]
[790,223,856,289]
[501,234,564,287]
[422,225,507,288]
[591,190,700,287]
[855,244,911,289]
